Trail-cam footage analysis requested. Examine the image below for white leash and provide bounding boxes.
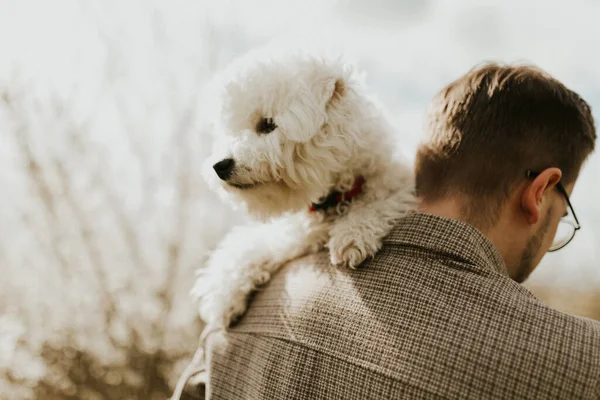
[171,326,219,400]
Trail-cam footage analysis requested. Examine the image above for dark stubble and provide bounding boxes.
[514,206,553,283]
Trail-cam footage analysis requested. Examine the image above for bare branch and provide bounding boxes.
[3,89,70,277]
[53,159,118,330]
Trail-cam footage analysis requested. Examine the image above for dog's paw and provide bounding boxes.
[327,228,382,269]
[192,271,252,330]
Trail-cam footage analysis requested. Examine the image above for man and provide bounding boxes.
[185,64,600,399]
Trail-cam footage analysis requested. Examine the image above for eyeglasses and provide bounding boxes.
[526,170,581,252]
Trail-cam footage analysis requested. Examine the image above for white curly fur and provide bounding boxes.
[192,46,416,330]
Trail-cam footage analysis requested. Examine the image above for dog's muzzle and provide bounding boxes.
[213,158,235,181]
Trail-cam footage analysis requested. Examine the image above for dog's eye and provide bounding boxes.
[256,117,277,134]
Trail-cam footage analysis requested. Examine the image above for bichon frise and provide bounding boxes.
[192,48,416,331]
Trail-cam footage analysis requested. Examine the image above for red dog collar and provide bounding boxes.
[309,177,365,212]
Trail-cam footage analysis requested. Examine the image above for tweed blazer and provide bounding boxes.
[199,213,600,399]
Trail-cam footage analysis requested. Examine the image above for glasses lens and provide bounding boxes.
[549,219,577,252]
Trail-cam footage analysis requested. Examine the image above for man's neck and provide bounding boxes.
[419,198,465,223]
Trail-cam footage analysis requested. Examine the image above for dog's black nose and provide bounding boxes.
[213,158,235,180]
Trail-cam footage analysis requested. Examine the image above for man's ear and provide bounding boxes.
[521,167,562,224]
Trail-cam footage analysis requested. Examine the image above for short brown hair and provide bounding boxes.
[416,63,596,228]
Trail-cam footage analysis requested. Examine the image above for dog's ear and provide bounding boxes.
[281,77,346,143]
[323,77,345,109]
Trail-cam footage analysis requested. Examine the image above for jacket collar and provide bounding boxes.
[384,212,508,277]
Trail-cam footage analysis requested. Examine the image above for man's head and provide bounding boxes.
[416,63,596,282]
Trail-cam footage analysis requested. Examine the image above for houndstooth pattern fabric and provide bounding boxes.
[203,213,600,399]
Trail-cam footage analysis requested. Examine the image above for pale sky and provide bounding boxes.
[1,0,599,289]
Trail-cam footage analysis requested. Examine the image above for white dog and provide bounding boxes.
[192,48,416,331]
